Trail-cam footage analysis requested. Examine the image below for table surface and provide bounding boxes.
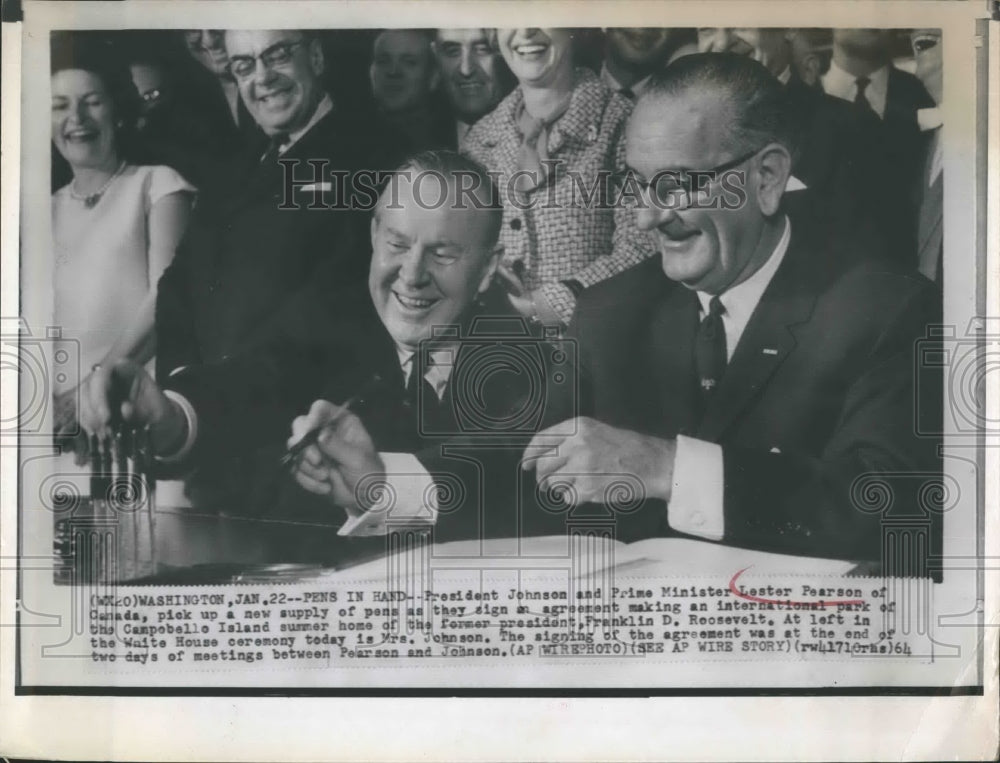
[53,499,874,585]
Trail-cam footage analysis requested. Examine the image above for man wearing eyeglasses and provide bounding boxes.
[522,54,942,568]
[156,29,382,513]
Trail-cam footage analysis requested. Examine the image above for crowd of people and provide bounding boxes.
[52,27,944,567]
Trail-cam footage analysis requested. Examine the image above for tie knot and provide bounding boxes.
[855,77,871,95]
[708,295,725,317]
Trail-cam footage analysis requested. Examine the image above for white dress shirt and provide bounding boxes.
[821,59,890,119]
[337,345,456,537]
[261,94,334,159]
[917,107,944,186]
[668,216,791,541]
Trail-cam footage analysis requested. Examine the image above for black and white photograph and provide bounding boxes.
[2,1,997,760]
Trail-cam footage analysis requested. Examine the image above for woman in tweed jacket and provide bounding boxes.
[462,28,656,326]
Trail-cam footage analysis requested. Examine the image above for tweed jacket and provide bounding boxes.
[462,68,656,322]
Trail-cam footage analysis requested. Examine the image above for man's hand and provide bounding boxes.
[288,400,386,514]
[79,360,187,456]
[522,417,677,505]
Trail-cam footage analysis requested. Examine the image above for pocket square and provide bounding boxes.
[297,182,333,193]
[769,447,782,454]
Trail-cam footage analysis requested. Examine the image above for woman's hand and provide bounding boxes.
[505,288,563,327]
[496,264,564,327]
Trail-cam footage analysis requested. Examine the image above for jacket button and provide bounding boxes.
[510,218,522,231]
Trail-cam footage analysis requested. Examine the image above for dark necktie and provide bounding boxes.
[404,350,445,430]
[695,296,727,401]
[260,132,289,165]
[618,87,635,100]
[854,77,876,116]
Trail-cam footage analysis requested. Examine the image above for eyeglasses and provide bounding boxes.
[615,147,762,209]
[228,40,304,80]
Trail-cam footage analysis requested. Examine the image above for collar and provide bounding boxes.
[396,344,456,401]
[493,68,610,147]
[456,119,473,148]
[822,60,889,118]
[280,93,334,154]
[599,62,652,98]
[776,65,792,85]
[696,215,791,325]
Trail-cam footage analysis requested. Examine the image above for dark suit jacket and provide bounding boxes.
[155,105,381,380]
[568,215,942,564]
[781,76,889,245]
[164,286,565,545]
[818,67,934,267]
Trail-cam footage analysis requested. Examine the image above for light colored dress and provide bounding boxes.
[52,163,195,393]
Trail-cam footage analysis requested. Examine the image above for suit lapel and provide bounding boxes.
[225,110,340,215]
[648,283,701,437]
[696,236,819,441]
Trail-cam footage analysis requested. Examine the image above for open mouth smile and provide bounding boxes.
[513,43,549,59]
[63,128,99,142]
[394,292,439,311]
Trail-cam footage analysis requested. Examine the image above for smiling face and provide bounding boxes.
[626,93,769,294]
[606,28,675,68]
[183,29,231,78]
[497,28,574,88]
[369,175,500,351]
[370,30,438,114]
[225,30,325,136]
[51,68,119,171]
[434,29,504,122]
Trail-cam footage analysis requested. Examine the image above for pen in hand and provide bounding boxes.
[279,393,360,468]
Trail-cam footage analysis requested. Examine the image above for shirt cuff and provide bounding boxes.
[157,390,198,464]
[667,435,724,541]
[539,282,576,324]
[337,452,439,537]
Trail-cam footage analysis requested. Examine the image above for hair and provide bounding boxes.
[378,150,503,249]
[645,52,797,160]
[50,32,143,161]
[372,28,436,56]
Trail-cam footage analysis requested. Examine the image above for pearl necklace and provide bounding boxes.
[69,161,127,209]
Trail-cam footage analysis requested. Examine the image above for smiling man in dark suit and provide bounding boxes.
[155,28,386,511]
[521,54,942,565]
[84,152,564,550]
[156,29,380,379]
